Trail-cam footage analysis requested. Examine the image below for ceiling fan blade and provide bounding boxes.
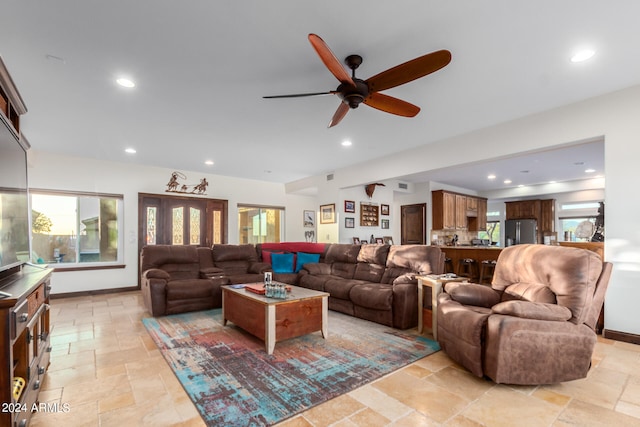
[263,91,336,99]
[366,50,451,92]
[364,92,420,117]
[308,34,356,87]
[328,102,350,128]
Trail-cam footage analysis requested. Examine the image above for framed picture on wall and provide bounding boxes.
[303,210,315,228]
[381,219,389,229]
[345,217,355,228]
[320,203,336,224]
[344,200,355,213]
[381,204,390,215]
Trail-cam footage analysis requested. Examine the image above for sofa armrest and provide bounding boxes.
[445,282,501,308]
[492,300,572,322]
[200,267,224,278]
[249,262,271,274]
[143,268,171,280]
[392,272,417,286]
[302,263,331,275]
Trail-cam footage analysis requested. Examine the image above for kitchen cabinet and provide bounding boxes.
[540,199,555,233]
[432,190,456,230]
[455,194,467,229]
[473,198,487,231]
[433,191,487,231]
[505,200,541,220]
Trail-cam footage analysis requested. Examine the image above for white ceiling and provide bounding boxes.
[1,1,636,192]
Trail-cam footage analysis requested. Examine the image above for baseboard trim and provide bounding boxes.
[50,286,140,299]
[602,328,640,345]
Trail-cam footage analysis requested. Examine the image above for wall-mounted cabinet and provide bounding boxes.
[432,190,488,232]
[505,199,556,243]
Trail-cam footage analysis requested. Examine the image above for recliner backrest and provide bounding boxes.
[211,244,258,275]
[492,244,603,324]
[140,245,200,280]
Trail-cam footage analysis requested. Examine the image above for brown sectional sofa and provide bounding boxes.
[140,242,445,329]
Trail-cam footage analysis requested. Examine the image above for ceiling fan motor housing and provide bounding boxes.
[337,79,369,108]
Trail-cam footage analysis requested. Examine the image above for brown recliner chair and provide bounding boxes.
[140,245,225,316]
[436,244,612,385]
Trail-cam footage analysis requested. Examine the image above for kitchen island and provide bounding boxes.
[437,245,504,280]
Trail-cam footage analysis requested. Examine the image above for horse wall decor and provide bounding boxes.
[166,171,209,195]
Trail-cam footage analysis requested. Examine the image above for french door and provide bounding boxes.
[138,193,228,283]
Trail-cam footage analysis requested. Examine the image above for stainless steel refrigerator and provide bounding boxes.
[505,219,537,246]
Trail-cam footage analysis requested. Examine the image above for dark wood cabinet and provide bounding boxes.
[505,199,555,243]
[0,266,53,427]
[474,198,487,231]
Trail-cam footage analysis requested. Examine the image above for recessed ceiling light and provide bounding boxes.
[116,77,135,88]
[503,179,512,184]
[549,180,557,184]
[518,184,525,188]
[205,160,214,166]
[487,174,496,180]
[571,49,595,63]
[585,168,596,173]
[125,148,136,154]
[341,140,352,147]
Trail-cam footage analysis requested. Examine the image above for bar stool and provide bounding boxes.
[444,257,454,274]
[457,258,478,281]
[479,260,497,285]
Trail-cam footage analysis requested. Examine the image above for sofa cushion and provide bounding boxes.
[295,252,321,273]
[386,245,440,274]
[166,279,216,300]
[331,262,356,279]
[492,300,572,321]
[271,253,295,273]
[325,244,360,264]
[353,262,385,283]
[446,282,502,308]
[502,282,557,304]
[214,260,251,276]
[298,274,335,291]
[261,250,283,265]
[212,244,258,263]
[350,284,394,310]
[380,266,413,284]
[303,263,332,275]
[357,244,390,265]
[325,278,364,300]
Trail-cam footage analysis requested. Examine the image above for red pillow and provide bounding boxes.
[262,250,283,265]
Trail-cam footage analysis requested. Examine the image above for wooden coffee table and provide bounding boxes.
[222,283,329,354]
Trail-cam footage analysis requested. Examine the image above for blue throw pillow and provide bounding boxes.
[271,252,295,273]
[295,252,321,273]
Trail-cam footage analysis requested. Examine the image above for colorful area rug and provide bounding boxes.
[142,309,439,426]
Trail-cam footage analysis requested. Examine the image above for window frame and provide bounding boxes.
[30,189,125,271]
[237,204,285,244]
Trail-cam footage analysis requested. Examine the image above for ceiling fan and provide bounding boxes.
[264,34,452,128]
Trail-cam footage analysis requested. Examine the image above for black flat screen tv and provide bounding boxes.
[0,113,29,278]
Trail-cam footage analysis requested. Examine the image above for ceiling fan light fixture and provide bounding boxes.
[571,49,595,63]
[116,77,135,88]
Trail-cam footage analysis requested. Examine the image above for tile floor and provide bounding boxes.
[30,291,640,427]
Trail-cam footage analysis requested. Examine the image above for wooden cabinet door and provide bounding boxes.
[540,199,555,232]
[466,197,477,213]
[455,194,467,229]
[443,192,456,229]
[476,198,487,231]
[505,202,520,219]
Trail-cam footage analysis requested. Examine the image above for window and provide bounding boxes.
[559,217,596,242]
[238,205,284,244]
[30,190,124,267]
[478,221,501,246]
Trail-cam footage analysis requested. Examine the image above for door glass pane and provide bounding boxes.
[212,210,222,244]
[189,207,201,245]
[172,207,183,245]
[146,207,157,245]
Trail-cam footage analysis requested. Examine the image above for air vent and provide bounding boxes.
[398,182,408,190]
[326,173,334,181]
